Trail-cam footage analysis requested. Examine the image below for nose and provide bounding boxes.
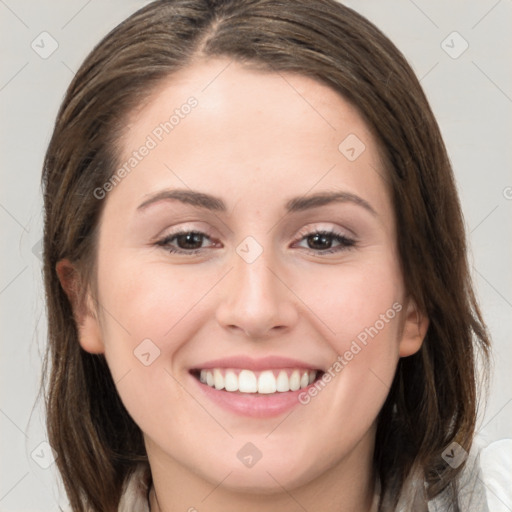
[215,244,299,340]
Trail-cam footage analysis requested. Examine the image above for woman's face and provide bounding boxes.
[71,58,426,493]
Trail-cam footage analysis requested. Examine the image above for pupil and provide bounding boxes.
[309,233,332,249]
[178,233,203,249]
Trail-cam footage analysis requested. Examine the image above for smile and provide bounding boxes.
[196,368,318,394]
[189,356,326,417]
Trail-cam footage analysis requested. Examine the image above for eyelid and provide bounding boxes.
[152,222,218,243]
[291,228,356,254]
[154,222,357,257]
[293,222,355,241]
[155,229,219,251]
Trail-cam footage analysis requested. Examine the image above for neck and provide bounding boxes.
[146,427,379,512]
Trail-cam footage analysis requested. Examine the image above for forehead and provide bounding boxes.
[124,58,374,150]
[109,58,391,222]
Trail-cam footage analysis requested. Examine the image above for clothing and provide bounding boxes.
[117,462,151,512]
[117,439,504,511]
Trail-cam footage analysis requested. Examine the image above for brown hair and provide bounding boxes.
[41,1,491,510]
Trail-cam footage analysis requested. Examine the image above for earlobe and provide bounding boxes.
[56,259,105,354]
[398,298,429,357]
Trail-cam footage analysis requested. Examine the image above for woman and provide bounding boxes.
[41,0,492,510]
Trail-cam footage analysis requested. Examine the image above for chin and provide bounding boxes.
[198,449,324,494]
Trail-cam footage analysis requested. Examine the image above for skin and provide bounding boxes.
[58,58,428,512]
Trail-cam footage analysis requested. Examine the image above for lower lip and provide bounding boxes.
[191,373,318,418]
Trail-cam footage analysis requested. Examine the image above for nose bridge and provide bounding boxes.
[215,237,297,338]
[236,249,276,304]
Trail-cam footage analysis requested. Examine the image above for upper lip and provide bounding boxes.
[191,356,323,372]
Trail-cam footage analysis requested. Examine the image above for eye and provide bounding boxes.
[156,230,218,254]
[155,228,356,256]
[294,229,356,254]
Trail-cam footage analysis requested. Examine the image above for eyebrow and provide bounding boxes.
[137,189,377,216]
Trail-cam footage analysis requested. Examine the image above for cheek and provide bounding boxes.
[97,245,403,388]
[96,258,217,357]
[291,254,404,350]
[95,261,220,448]
[291,255,403,427]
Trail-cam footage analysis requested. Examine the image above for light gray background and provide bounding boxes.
[1,1,511,510]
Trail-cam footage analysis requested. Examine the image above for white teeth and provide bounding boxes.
[238,369,258,393]
[213,368,224,390]
[276,370,290,392]
[197,368,318,394]
[289,370,301,391]
[258,370,277,394]
[224,370,238,391]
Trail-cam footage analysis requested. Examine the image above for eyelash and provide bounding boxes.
[155,229,356,256]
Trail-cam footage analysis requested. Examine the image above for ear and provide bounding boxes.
[56,259,104,354]
[398,297,429,357]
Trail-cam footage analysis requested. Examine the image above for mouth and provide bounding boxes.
[190,368,325,395]
[188,356,327,417]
